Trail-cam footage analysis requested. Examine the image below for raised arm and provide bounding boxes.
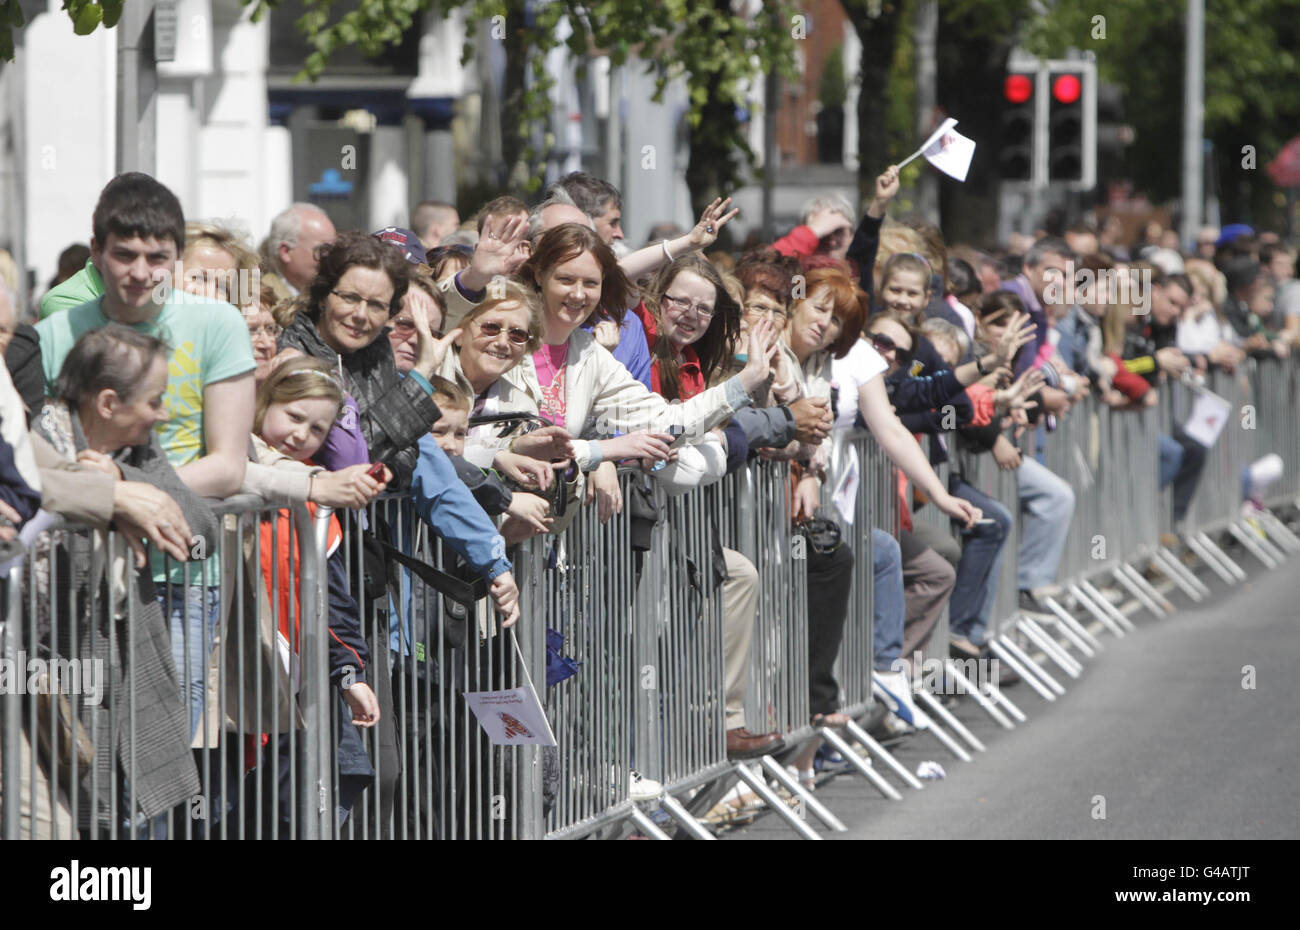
[617,198,739,281]
[858,374,979,528]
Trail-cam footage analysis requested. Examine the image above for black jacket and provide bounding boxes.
[279,309,441,491]
[4,324,44,425]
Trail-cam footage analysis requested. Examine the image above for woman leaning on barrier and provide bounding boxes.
[23,324,210,832]
[274,230,453,491]
[755,263,985,773]
[623,254,786,759]
[435,224,782,533]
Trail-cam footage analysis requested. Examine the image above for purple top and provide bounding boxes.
[315,394,372,471]
[580,306,652,390]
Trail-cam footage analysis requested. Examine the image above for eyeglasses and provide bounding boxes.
[744,301,790,325]
[247,323,282,340]
[331,289,391,316]
[663,293,715,319]
[868,332,912,365]
[476,320,530,345]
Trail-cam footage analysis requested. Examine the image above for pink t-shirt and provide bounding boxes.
[534,342,570,428]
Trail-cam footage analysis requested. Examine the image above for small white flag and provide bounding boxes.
[464,685,557,746]
[1182,387,1232,449]
[899,117,977,182]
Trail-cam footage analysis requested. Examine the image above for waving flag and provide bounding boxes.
[899,118,977,182]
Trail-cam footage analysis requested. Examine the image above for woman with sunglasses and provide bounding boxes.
[434,278,558,489]
[865,310,1038,419]
[864,309,1042,668]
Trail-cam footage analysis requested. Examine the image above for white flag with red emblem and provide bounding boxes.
[899,117,977,182]
[1182,385,1232,448]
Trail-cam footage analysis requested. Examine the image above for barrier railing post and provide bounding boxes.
[296,503,333,840]
[1,563,21,839]
[513,535,547,840]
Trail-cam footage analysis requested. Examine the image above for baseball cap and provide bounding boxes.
[372,226,427,265]
[1215,223,1255,249]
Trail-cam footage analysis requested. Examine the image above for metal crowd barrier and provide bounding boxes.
[1,495,334,840]
[716,460,810,748]
[831,431,887,718]
[7,359,1300,840]
[1156,359,1300,580]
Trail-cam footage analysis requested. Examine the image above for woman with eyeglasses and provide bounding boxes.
[276,230,459,489]
[623,253,787,760]
[470,224,780,526]
[246,283,284,385]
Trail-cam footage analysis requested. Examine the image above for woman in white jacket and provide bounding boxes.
[476,224,780,521]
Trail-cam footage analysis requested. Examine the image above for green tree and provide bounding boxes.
[1023,0,1300,226]
[240,0,802,213]
[0,0,124,61]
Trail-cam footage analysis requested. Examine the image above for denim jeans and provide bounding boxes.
[947,478,1012,646]
[1158,426,1208,523]
[1016,457,1075,591]
[157,584,223,741]
[870,527,905,672]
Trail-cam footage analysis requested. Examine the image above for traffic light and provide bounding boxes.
[999,70,1035,181]
[1095,81,1132,177]
[1048,71,1085,182]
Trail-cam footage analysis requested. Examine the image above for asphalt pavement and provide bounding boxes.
[726,553,1300,840]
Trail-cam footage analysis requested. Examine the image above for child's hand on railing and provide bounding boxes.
[343,681,380,727]
[309,464,386,509]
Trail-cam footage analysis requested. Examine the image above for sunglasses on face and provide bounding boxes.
[868,331,912,364]
[391,318,443,339]
[476,320,530,345]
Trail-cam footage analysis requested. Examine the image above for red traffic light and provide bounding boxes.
[1004,74,1033,104]
[1052,74,1082,105]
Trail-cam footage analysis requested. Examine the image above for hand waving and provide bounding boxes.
[687,197,740,250]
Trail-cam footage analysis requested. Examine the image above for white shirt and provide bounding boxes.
[829,338,889,431]
[1177,310,1233,356]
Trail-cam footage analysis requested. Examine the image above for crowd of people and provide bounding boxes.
[1,162,1296,836]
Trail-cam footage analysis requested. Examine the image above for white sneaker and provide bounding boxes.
[873,670,930,729]
[628,769,663,801]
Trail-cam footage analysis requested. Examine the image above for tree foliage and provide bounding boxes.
[0,0,123,61]
[1022,0,1300,221]
[242,0,803,209]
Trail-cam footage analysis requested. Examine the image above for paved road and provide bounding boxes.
[727,557,1300,840]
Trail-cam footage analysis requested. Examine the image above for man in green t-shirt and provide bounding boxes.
[39,258,104,319]
[35,171,255,739]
